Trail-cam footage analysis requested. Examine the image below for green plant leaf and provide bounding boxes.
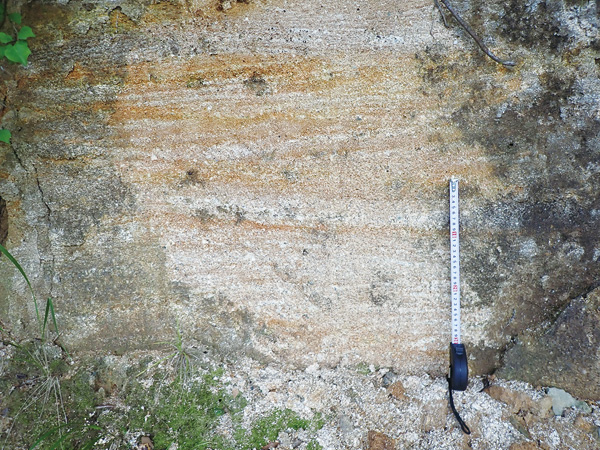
[48,430,76,450]
[42,298,60,344]
[0,242,41,330]
[17,26,35,40]
[29,425,63,449]
[80,435,102,450]
[8,13,22,24]
[5,40,31,66]
[0,32,13,44]
[0,129,11,143]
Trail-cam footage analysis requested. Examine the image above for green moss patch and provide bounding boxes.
[1,351,324,450]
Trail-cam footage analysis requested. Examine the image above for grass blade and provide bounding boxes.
[47,298,59,335]
[42,298,60,343]
[0,243,41,329]
[79,429,102,450]
[48,430,76,450]
[42,299,50,343]
[80,438,101,450]
[29,424,65,449]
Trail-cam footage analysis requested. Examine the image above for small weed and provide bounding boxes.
[137,321,198,387]
[0,243,71,449]
[3,348,325,449]
[237,408,312,449]
[355,362,371,375]
[112,369,244,450]
[0,243,62,347]
[307,440,324,450]
[29,422,102,450]
[0,342,71,449]
[0,6,35,143]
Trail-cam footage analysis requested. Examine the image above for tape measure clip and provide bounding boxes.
[449,343,468,391]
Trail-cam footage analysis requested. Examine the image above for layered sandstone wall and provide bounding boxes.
[0,0,598,398]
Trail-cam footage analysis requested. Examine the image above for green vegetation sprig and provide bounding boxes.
[0,6,35,144]
[0,242,41,328]
[0,7,34,66]
[0,243,60,344]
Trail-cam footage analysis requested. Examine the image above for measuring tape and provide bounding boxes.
[450,178,461,345]
[448,178,470,433]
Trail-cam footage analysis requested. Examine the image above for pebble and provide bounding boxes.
[366,431,395,450]
[509,415,531,440]
[484,385,534,414]
[420,399,447,432]
[381,371,395,388]
[508,442,539,450]
[137,436,154,450]
[547,387,591,416]
[338,415,354,435]
[278,432,292,448]
[387,381,407,402]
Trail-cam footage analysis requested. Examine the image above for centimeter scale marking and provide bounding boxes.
[450,178,461,345]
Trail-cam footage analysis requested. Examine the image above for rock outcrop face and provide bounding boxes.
[500,286,600,401]
[0,0,598,396]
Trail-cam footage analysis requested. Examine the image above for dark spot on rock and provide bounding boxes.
[498,0,568,52]
[186,77,205,88]
[368,290,389,307]
[196,292,261,359]
[184,168,205,186]
[282,169,297,182]
[0,197,7,246]
[536,71,575,116]
[244,71,270,96]
[469,343,503,375]
[216,204,246,224]
[234,210,245,224]
[381,370,396,388]
[416,44,466,86]
[368,271,394,306]
[109,6,137,32]
[193,208,215,223]
[217,0,252,12]
[39,163,135,246]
